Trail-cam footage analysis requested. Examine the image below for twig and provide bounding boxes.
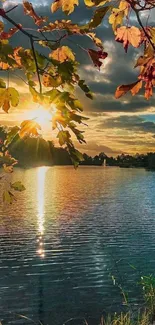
[30,37,42,94]
[0,11,38,39]
[0,11,43,93]
[5,5,18,13]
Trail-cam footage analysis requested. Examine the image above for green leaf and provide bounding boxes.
[5,126,19,147]
[78,80,93,99]
[11,181,26,192]
[0,78,6,89]
[57,130,71,146]
[88,6,110,29]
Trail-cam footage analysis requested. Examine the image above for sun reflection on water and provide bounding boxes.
[36,166,49,258]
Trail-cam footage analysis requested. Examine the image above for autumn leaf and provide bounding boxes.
[0,87,19,113]
[78,80,93,99]
[0,25,21,40]
[88,49,108,69]
[84,0,109,8]
[119,0,130,16]
[115,26,141,52]
[40,20,81,34]
[0,151,17,167]
[88,6,110,29]
[51,0,79,15]
[0,21,4,33]
[11,181,26,192]
[0,78,6,88]
[50,46,75,62]
[3,190,16,204]
[19,120,41,138]
[109,8,124,32]
[3,164,14,173]
[43,73,62,87]
[148,27,155,44]
[23,1,47,25]
[87,32,103,49]
[57,130,71,146]
[115,80,143,98]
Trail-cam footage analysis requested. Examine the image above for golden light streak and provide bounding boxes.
[36,166,49,258]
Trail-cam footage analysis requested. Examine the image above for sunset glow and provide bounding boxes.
[23,106,56,130]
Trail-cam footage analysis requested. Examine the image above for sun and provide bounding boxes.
[23,106,56,130]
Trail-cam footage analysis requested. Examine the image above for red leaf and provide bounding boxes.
[88,49,108,69]
[0,25,22,40]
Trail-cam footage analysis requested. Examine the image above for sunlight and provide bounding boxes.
[24,105,56,130]
[36,166,49,258]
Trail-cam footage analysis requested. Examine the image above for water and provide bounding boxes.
[0,166,155,325]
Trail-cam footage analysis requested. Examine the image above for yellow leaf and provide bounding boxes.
[0,87,19,113]
[43,74,62,87]
[51,0,79,15]
[88,32,103,49]
[3,190,15,204]
[84,0,109,7]
[148,27,155,44]
[0,21,4,33]
[119,0,129,16]
[19,120,41,138]
[50,46,75,62]
[109,8,124,32]
[3,164,13,173]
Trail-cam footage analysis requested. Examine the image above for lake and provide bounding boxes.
[0,166,155,325]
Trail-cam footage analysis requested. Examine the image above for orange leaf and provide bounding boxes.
[115,80,142,99]
[115,26,141,52]
[0,25,21,40]
[23,1,47,26]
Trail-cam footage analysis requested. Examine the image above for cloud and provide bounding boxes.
[98,115,155,134]
[1,0,155,156]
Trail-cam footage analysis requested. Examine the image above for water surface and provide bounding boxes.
[0,166,155,324]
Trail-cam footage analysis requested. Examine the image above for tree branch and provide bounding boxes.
[133,8,155,51]
[0,11,39,39]
[0,11,43,93]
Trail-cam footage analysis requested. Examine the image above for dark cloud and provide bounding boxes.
[98,115,155,134]
[4,1,154,115]
[94,98,152,113]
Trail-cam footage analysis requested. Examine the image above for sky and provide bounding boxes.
[0,0,155,156]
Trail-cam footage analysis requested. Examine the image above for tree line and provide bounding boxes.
[0,126,155,169]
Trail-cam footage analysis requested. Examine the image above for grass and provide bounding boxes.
[100,275,155,325]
